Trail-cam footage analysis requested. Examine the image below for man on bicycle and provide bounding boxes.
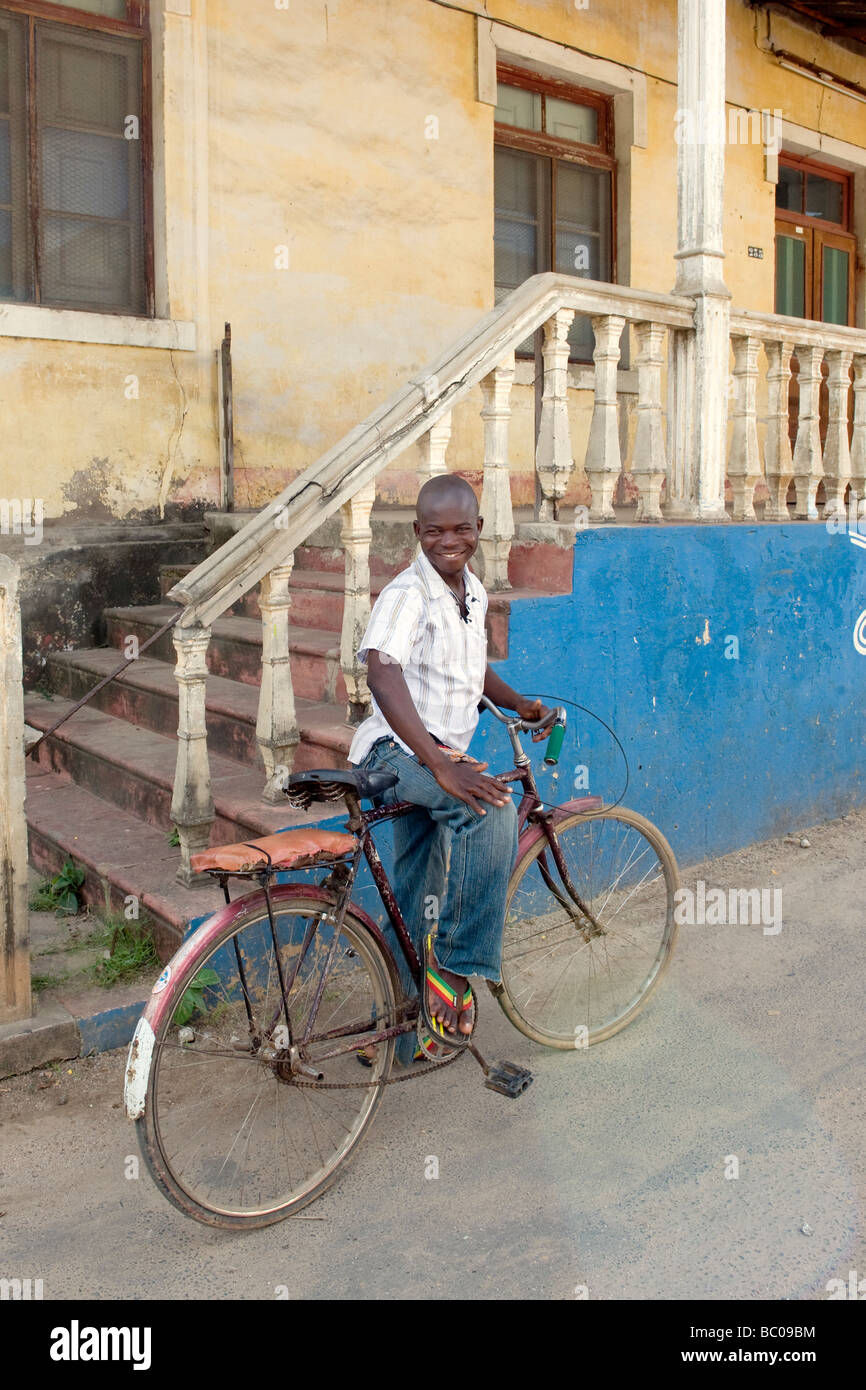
[349,473,553,1056]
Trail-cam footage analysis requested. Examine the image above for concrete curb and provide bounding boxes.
[0,994,147,1079]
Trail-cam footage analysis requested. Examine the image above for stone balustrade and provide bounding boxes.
[163,275,866,882]
[727,310,866,524]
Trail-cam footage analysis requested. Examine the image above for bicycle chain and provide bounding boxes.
[289,1043,468,1089]
[290,988,478,1090]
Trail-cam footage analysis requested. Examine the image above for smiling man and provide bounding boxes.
[349,474,552,1059]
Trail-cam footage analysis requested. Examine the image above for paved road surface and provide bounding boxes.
[2,811,864,1300]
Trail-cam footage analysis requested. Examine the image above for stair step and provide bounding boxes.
[45,648,353,767]
[24,694,334,843]
[26,765,209,957]
[103,605,348,702]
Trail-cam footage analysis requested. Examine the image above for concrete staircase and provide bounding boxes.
[24,510,573,959]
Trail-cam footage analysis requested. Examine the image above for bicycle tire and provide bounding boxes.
[137,888,401,1229]
[495,805,679,1049]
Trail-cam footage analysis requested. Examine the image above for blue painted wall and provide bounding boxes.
[185,522,865,946]
[475,523,865,867]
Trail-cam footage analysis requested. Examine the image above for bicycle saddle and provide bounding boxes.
[283,767,399,806]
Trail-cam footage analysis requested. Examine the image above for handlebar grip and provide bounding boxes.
[543,719,566,766]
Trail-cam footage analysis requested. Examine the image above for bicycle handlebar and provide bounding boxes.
[478,694,567,766]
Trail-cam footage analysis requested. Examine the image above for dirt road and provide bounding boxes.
[2,811,864,1300]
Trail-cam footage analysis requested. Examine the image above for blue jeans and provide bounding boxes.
[357,737,519,1023]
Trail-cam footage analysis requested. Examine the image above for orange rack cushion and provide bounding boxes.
[191,829,357,875]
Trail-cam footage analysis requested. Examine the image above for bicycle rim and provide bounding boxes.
[498,807,679,1048]
[139,894,398,1228]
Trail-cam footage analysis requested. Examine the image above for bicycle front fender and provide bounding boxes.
[516,796,605,861]
[124,882,396,1120]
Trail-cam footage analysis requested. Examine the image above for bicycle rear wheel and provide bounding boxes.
[497,806,679,1048]
[138,890,399,1228]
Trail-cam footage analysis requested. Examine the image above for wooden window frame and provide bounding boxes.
[0,0,153,316]
[774,219,812,319]
[494,63,618,348]
[775,151,852,234]
[815,227,856,327]
[495,62,615,173]
[774,155,856,326]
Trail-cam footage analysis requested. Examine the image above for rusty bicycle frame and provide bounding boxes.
[212,698,605,1067]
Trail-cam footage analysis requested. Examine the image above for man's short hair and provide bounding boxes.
[416,474,479,517]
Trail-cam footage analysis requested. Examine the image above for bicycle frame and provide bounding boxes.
[126,720,607,1115]
[355,763,605,993]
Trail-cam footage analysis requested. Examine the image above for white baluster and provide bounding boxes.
[791,346,824,520]
[727,334,761,521]
[851,355,866,511]
[535,308,575,521]
[585,314,626,522]
[763,339,794,521]
[171,623,214,885]
[340,479,376,725]
[257,560,300,802]
[417,412,452,484]
[663,327,698,519]
[631,321,667,522]
[479,353,515,590]
[822,349,854,520]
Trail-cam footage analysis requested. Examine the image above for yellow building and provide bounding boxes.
[4,0,866,1013]
[0,0,863,532]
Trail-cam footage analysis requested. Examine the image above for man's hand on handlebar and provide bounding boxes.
[514,696,557,741]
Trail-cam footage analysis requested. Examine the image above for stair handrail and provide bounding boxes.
[168,272,696,628]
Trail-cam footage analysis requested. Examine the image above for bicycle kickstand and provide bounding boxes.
[467,1041,534,1100]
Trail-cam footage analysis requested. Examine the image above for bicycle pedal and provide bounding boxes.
[483,1060,534,1099]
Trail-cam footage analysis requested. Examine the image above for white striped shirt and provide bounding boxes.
[348,548,488,765]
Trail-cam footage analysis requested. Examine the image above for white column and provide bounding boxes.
[257,560,300,801]
[417,412,452,484]
[851,355,866,505]
[585,314,625,522]
[674,0,730,521]
[727,334,761,521]
[479,354,515,590]
[822,349,854,519]
[340,480,377,725]
[171,623,214,886]
[791,346,824,520]
[663,327,697,518]
[763,339,794,521]
[0,556,31,1023]
[631,321,667,522]
[534,308,575,521]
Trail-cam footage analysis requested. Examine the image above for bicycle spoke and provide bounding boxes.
[143,897,397,1223]
[501,809,677,1044]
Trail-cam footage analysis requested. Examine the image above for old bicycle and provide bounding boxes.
[125,695,679,1228]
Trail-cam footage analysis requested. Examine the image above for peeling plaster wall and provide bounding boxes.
[0,0,864,522]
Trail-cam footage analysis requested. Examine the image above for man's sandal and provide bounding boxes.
[418,932,475,1053]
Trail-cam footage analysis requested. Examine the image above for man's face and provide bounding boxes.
[413,492,483,580]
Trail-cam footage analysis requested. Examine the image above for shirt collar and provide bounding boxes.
[414,547,479,603]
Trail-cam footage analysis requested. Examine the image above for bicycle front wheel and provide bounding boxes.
[498,806,679,1049]
[138,890,399,1228]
